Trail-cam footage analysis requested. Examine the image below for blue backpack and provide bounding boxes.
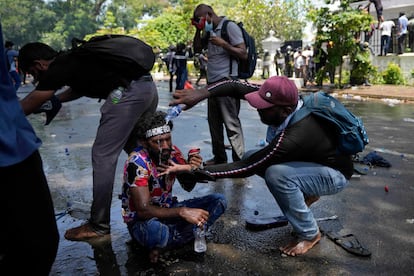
[221,20,257,80]
[290,91,369,155]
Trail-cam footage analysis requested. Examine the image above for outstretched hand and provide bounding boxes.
[157,160,189,176]
[170,88,209,110]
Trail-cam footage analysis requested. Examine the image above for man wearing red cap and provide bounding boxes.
[171,76,352,256]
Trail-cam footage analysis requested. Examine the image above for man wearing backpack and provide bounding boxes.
[191,3,247,166]
[18,37,158,241]
[171,76,354,257]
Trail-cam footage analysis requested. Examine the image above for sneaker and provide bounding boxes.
[64,222,108,241]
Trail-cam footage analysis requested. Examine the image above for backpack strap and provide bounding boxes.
[221,20,230,42]
[289,95,312,126]
[220,19,235,76]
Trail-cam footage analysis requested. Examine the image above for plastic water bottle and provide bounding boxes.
[194,226,207,253]
[110,87,124,104]
[165,104,184,122]
[256,139,267,147]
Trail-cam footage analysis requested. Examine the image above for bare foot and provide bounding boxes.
[279,231,321,256]
[149,248,160,263]
[64,222,107,241]
[304,195,320,207]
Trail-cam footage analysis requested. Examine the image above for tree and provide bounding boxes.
[307,0,374,87]
[89,0,197,50]
[0,0,55,47]
[1,0,313,54]
[226,0,310,53]
[108,0,170,30]
[42,0,103,50]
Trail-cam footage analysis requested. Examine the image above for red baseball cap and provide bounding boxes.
[245,76,298,109]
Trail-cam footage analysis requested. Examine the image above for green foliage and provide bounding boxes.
[225,0,309,53]
[382,63,406,85]
[136,12,189,50]
[341,69,350,85]
[308,0,375,86]
[349,42,376,85]
[0,0,310,54]
[109,0,170,30]
[369,69,383,85]
[0,0,55,46]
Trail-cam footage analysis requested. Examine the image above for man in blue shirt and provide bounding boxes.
[4,40,21,92]
[397,12,409,54]
[0,22,59,274]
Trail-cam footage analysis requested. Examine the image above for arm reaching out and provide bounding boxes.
[170,79,260,110]
[171,87,210,110]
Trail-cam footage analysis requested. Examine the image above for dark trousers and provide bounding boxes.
[196,68,207,85]
[398,33,407,54]
[380,35,391,56]
[91,78,158,233]
[409,29,414,52]
[207,95,244,163]
[168,72,174,92]
[0,151,59,275]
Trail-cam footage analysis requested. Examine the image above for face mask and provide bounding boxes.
[191,17,206,30]
[204,20,213,33]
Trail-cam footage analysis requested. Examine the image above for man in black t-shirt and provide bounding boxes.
[18,41,158,241]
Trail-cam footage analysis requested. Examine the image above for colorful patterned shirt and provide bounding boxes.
[121,145,187,223]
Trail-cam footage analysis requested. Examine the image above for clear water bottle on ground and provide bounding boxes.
[194,226,207,253]
[165,104,185,122]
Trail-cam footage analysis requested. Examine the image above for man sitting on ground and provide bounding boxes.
[120,111,227,262]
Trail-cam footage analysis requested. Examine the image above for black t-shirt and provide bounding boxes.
[36,52,136,98]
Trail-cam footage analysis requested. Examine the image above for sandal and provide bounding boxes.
[324,231,371,257]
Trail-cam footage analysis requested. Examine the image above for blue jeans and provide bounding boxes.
[381,35,391,55]
[128,193,227,249]
[9,70,21,92]
[264,161,348,240]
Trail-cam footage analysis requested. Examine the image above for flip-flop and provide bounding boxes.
[245,215,288,231]
[324,231,371,257]
[353,164,369,175]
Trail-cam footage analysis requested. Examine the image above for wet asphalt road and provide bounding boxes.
[19,79,414,275]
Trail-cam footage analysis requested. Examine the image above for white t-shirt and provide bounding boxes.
[380,21,395,37]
